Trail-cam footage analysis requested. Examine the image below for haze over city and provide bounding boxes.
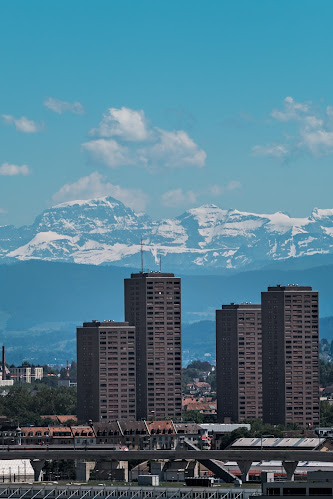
[1,2,333,495]
[1,1,333,228]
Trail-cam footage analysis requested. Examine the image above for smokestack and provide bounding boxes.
[2,346,6,381]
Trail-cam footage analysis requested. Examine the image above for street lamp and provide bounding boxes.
[16,425,21,446]
[260,434,275,451]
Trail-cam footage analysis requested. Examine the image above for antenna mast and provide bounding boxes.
[141,238,143,272]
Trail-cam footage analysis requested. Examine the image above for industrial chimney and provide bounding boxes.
[2,346,6,381]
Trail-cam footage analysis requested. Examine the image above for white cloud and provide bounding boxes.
[208,181,242,196]
[140,129,206,168]
[253,96,333,160]
[161,188,197,207]
[90,107,148,141]
[226,180,242,191]
[51,172,148,212]
[271,96,309,122]
[83,106,206,170]
[82,139,133,168]
[0,163,30,176]
[2,114,41,133]
[301,129,333,153]
[208,185,222,196]
[252,144,289,158]
[44,97,84,115]
[161,181,241,208]
[0,208,7,214]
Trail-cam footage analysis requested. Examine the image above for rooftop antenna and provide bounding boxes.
[141,237,144,272]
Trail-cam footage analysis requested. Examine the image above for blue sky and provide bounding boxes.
[1,0,333,226]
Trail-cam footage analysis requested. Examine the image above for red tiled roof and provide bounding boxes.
[21,427,50,437]
[146,420,176,434]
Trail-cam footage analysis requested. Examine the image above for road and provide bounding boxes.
[0,445,331,462]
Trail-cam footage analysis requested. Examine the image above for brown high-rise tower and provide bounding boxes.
[216,303,262,423]
[124,272,182,420]
[261,285,320,427]
[77,321,136,422]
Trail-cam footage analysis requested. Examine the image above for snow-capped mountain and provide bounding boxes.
[2,196,333,271]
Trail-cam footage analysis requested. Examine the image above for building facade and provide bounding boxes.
[216,303,262,423]
[124,272,182,420]
[261,285,320,427]
[77,321,136,422]
[10,366,43,383]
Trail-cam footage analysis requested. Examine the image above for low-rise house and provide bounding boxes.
[0,423,20,445]
[118,421,150,450]
[71,425,96,446]
[20,427,51,445]
[146,421,176,450]
[184,401,217,415]
[93,422,123,445]
[49,426,73,445]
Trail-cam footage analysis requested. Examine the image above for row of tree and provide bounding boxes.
[0,384,77,425]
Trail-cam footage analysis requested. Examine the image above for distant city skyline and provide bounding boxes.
[1,1,333,227]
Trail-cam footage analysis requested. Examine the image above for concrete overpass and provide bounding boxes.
[0,446,332,482]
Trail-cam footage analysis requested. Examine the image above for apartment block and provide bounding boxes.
[77,321,136,422]
[10,366,43,383]
[124,272,182,420]
[261,285,320,427]
[216,303,262,423]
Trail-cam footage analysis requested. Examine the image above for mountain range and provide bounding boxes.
[2,197,333,365]
[2,197,333,271]
[0,259,333,365]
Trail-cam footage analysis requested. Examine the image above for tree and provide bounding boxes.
[182,411,204,423]
[0,384,77,424]
[321,401,333,426]
[320,360,333,387]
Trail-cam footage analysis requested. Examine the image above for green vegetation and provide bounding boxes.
[182,360,216,392]
[0,384,77,424]
[219,419,304,449]
[181,410,217,424]
[320,359,333,387]
[320,400,333,426]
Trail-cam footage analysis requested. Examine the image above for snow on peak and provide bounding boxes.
[3,198,333,269]
[53,196,124,210]
[263,212,311,234]
[312,208,333,219]
[7,231,77,260]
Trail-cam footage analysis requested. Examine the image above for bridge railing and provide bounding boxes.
[0,485,259,499]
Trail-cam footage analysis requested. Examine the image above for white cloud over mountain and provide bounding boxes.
[2,114,41,133]
[162,188,197,207]
[44,97,84,115]
[0,163,30,176]
[82,139,133,168]
[83,106,206,169]
[51,171,148,212]
[90,107,149,141]
[252,96,333,159]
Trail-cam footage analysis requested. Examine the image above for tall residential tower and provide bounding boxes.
[124,272,182,420]
[77,321,136,422]
[261,285,319,427]
[216,303,262,422]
